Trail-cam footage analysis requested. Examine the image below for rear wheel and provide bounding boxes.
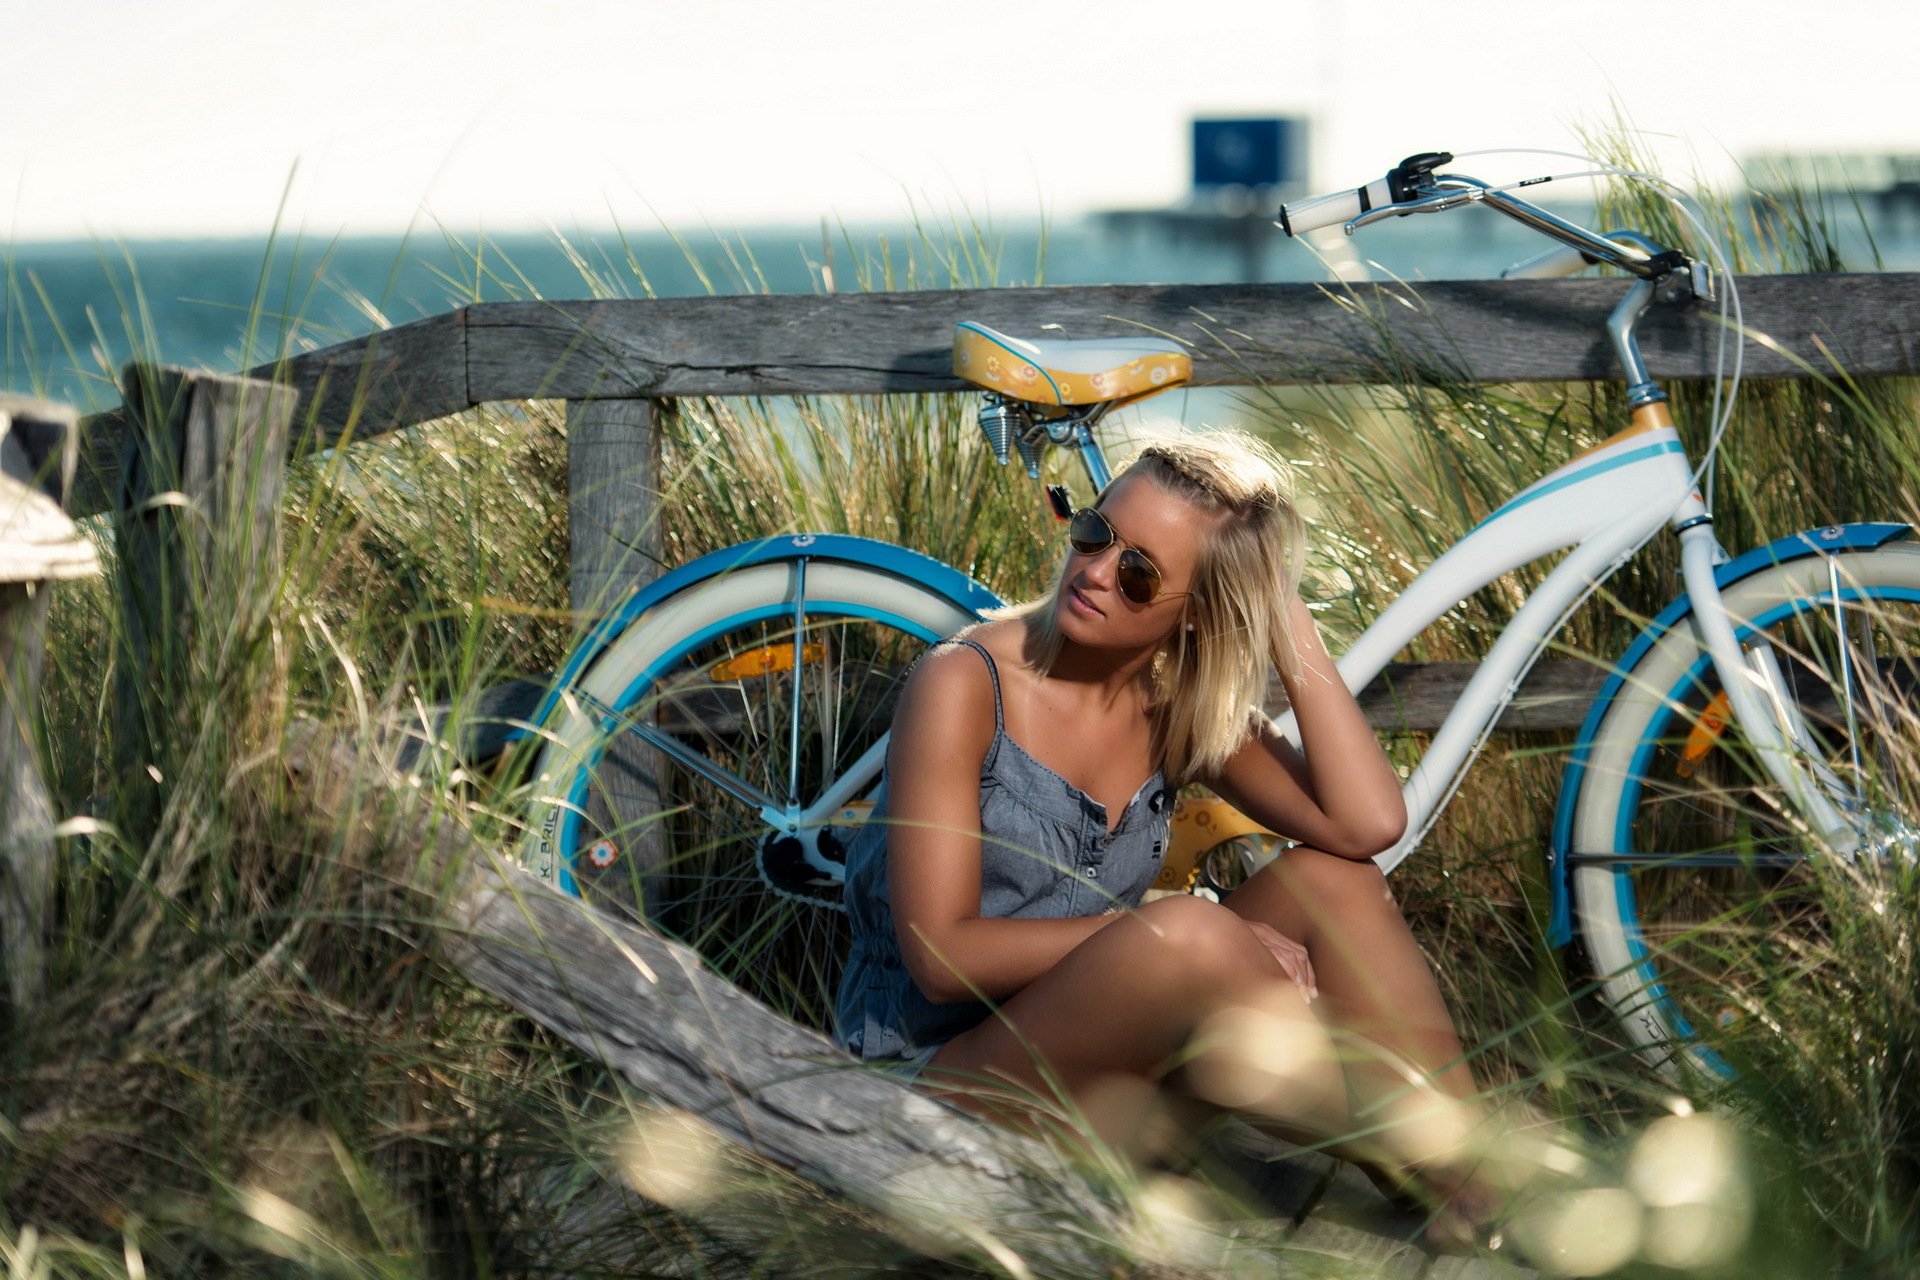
[1569,542,1920,1079]
[520,557,980,1026]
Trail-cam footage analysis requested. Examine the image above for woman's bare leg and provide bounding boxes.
[1225,846,1477,1102]
[1224,846,1502,1230]
[921,894,1348,1153]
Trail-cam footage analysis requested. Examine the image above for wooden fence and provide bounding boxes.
[0,396,97,1011]
[68,271,1920,740]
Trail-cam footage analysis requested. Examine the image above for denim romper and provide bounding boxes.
[832,638,1173,1077]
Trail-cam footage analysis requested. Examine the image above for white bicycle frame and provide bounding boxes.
[1294,423,1695,873]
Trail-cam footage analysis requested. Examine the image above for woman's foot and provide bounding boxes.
[1354,1155,1516,1255]
[1420,1171,1511,1254]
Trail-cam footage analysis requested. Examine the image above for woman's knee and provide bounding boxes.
[1119,895,1278,986]
[1272,846,1397,911]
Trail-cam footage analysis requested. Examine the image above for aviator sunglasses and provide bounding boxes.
[1067,507,1175,606]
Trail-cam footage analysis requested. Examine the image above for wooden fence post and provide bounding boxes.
[567,398,665,622]
[112,366,297,839]
[0,397,98,1011]
[564,397,667,914]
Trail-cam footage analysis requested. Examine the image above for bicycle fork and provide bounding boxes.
[1676,513,1867,856]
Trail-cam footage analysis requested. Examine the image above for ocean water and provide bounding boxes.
[4,201,1911,409]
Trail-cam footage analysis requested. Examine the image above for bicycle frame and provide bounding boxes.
[1293,434,1695,873]
[1325,173,1864,863]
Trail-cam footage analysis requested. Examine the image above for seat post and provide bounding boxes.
[1071,419,1115,492]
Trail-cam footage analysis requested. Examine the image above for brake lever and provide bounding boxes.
[1681,260,1717,304]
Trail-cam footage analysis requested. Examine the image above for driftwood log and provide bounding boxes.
[294,696,1175,1275]
[278,714,1520,1278]
[0,396,97,1010]
[441,857,1179,1273]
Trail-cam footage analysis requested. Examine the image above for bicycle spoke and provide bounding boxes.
[583,689,783,816]
[786,559,808,808]
[1831,558,1865,788]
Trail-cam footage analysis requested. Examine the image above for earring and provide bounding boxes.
[1185,622,1195,633]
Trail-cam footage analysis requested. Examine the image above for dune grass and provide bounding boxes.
[3,165,1918,1276]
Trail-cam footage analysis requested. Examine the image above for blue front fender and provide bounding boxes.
[1546,522,1914,948]
[524,534,1005,735]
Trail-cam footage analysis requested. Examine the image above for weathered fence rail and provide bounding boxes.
[70,273,1920,515]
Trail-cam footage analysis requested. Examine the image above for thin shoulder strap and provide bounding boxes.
[944,636,1006,734]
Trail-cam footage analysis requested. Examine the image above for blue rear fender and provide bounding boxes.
[1546,522,1915,948]
[521,534,1004,735]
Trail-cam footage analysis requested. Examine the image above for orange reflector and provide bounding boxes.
[708,641,824,683]
[1676,690,1732,779]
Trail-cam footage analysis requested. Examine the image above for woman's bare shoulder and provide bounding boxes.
[899,620,1025,732]
[901,629,1005,712]
[949,617,1030,670]
[891,635,1000,765]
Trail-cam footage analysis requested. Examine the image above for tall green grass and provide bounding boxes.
[2,212,1150,1278]
[6,167,1919,1276]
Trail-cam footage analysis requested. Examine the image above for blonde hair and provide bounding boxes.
[1000,429,1306,784]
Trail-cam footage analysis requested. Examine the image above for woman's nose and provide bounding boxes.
[1076,543,1120,588]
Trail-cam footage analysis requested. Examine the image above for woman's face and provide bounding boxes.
[1053,470,1214,651]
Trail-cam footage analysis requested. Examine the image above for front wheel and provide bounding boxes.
[1570,542,1920,1080]
[519,556,982,1026]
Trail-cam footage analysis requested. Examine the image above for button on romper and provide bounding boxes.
[833,638,1173,1078]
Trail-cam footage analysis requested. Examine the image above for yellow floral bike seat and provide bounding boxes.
[953,321,1192,408]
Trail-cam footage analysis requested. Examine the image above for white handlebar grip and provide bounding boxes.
[1501,244,1594,279]
[1276,177,1395,236]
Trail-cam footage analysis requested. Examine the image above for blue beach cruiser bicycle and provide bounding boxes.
[517,150,1920,1082]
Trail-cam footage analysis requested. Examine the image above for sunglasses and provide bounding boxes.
[1068,507,1174,606]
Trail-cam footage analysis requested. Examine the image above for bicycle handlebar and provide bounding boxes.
[1277,150,1698,288]
[1274,151,1454,237]
[1274,179,1397,237]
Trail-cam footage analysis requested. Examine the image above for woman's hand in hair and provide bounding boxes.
[1203,592,1408,859]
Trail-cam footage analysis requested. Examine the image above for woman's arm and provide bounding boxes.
[1204,593,1407,859]
[884,645,1119,1005]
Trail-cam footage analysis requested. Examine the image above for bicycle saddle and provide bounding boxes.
[953,321,1192,407]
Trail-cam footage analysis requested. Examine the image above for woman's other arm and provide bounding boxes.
[885,646,1117,1005]
[1205,593,1407,859]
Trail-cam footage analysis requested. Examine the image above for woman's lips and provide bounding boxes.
[1068,585,1104,618]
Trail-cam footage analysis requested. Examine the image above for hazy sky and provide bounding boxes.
[7,0,1915,240]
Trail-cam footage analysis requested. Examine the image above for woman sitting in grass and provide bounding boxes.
[832,429,1509,1246]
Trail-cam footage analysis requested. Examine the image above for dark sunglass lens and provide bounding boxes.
[1068,508,1113,554]
[1116,551,1161,604]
